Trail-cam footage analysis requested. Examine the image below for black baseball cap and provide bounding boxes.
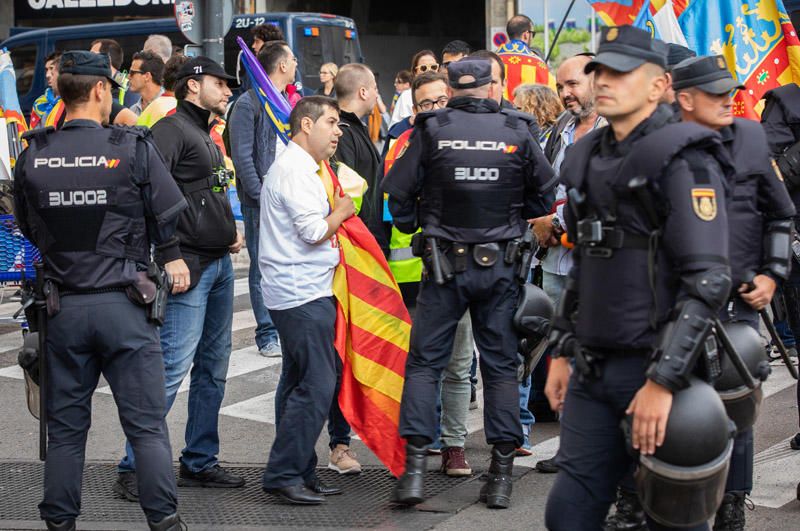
[666,43,697,70]
[59,50,120,88]
[585,25,668,74]
[671,55,744,94]
[447,58,492,89]
[176,56,238,85]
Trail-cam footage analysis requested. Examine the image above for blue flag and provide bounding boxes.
[236,37,292,144]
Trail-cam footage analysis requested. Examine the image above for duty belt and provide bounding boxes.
[60,287,127,297]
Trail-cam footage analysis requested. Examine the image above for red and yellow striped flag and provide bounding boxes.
[318,161,412,477]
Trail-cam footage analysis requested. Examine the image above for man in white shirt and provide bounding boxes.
[259,96,355,505]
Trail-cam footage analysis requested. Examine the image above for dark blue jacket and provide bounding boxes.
[229,88,279,207]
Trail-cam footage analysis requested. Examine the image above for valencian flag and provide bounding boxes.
[588,0,800,119]
[237,38,412,476]
[496,40,557,100]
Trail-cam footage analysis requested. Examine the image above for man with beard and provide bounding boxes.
[114,56,246,501]
[527,53,606,467]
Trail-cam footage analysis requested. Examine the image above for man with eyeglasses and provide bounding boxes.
[384,71,450,312]
[128,51,166,116]
[384,58,555,509]
[497,14,556,98]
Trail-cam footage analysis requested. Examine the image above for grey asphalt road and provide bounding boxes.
[0,265,798,530]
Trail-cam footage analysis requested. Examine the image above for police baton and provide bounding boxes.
[744,275,798,380]
[34,261,48,460]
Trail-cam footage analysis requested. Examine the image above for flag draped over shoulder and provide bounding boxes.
[236,37,292,143]
[496,40,557,100]
[318,161,411,477]
[237,36,412,476]
[589,0,800,119]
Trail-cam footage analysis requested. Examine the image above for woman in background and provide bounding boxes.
[513,83,564,147]
[316,62,338,97]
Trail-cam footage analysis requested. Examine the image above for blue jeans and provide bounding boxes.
[119,255,235,473]
[518,374,534,436]
[242,204,279,349]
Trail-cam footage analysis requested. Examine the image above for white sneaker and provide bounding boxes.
[259,341,281,357]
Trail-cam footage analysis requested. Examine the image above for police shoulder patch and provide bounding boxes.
[691,188,717,221]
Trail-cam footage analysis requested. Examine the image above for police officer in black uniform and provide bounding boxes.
[14,51,187,531]
[672,55,795,530]
[382,57,556,509]
[760,83,800,475]
[544,27,733,531]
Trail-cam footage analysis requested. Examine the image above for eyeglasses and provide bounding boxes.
[128,69,144,76]
[414,64,439,74]
[394,79,404,84]
[416,96,449,111]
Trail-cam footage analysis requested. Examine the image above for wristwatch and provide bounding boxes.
[551,214,563,234]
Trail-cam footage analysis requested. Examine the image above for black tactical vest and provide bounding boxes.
[417,106,533,243]
[724,118,776,284]
[20,124,148,291]
[763,84,800,138]
[562,120,730,349]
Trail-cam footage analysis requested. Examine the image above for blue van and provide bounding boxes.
[2,12,363,118]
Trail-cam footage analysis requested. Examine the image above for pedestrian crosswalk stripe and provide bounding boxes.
[220,390,277,424]
[0,309,260,383]
[750,439,799,508]
[95,344,281,395]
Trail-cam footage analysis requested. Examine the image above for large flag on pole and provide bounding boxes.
[679,0,800,118]
[588,1,800,119]
[237,37,412,476]
[0,49,28,179]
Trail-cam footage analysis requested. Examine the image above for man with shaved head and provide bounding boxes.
[325,62,384,476]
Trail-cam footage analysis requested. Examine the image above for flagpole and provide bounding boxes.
[545,0,577,63]
[590,8,597,53]
[543,0,550,61]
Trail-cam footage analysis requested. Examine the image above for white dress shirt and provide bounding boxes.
[259,141,340,310]
[389,89,413,127]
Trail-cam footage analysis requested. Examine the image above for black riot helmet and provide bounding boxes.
[715,322,771,432]
[629,377,736,528]
[513,283,553,381]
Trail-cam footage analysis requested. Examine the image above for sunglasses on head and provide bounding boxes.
[414,63,439,74]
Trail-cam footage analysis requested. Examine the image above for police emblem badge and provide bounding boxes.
[691,188,717,221]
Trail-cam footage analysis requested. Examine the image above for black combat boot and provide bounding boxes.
[480,446,515,509]
[45,520,76,531]
[391,444,427,505]
[148,512,187,531]
[713,492,746,531]
[604,487,646,531]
